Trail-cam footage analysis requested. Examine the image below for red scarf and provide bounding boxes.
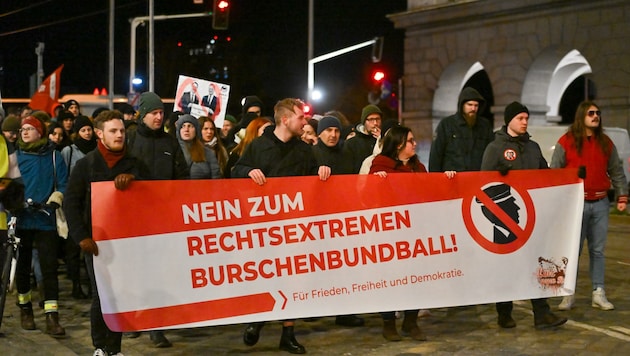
[97,140,125,168]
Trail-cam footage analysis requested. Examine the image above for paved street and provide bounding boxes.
[1,214,629,355]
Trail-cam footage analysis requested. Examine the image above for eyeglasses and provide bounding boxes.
[365,117,382,123]
[407,138,416,145]
[587,110,601,117]
[19,127,38,133]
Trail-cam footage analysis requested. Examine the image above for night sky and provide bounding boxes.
[0,0,406,119]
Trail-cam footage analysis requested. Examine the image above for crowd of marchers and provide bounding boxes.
[0,87,626,355]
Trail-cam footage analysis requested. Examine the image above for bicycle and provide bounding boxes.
[0,198,57,332]
[0,216,19,331]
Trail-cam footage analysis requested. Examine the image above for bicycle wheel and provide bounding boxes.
[0,239,14,330]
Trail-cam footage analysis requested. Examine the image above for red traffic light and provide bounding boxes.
[213,0,230,30]
[217,0,229,10]
[373,70,385,82]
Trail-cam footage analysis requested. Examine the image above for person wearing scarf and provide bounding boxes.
[15,115,68,337]
[63,110,142,356]
[60,115,97,300]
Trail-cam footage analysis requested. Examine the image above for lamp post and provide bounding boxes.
[128,12,211,94]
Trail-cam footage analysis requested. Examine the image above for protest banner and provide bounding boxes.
[173,75,230,127]
[91,169,583,331]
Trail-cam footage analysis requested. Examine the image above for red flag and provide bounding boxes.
[29,64,64,116]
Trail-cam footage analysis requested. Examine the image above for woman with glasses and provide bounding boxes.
[369,125,428,342]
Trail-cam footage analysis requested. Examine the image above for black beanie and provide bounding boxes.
[504,101,529,125]
[317,116,341,135]
[73,115,93,133]
[242,95,263,116]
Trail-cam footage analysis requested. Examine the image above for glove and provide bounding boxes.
[498,162,512,176]
[79,238,99,256]
[114,173,135,190]
[578,165,586,179]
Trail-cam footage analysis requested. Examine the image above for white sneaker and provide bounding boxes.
[558,295,575,310]
[592,287,614,310]
[93,349,107,356]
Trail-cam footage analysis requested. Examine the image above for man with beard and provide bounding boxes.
[429,87,494,173]
[551,101,627,311]
[63,110,143,356]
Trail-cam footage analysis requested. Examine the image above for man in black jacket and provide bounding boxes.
[125,92,188,347]
[63,110,143,356]
[233,98,329,354]
[343,104,382,173]
[481,101,567,330]
[430,87,494,173]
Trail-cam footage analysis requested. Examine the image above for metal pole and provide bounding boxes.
[307,0,314,101]
[129,12,210,95]
[35,42,45,87]
[129,19,138,94]
[148,0,154,92]
[108,0,115,108]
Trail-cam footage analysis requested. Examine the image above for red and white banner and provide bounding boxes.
[29,64,63,116]
[91,169,584,332]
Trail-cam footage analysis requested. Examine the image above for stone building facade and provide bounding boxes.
[388,0,630,142]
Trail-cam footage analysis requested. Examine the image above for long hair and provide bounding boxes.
[380,125,423,171]
[569,101,610,156]
[198,116,228,174]
[231,117,273,156]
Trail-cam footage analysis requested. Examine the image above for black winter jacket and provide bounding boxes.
[312,141,350,175]
[126,122,189,180]
[429,87,494,172]
[232,128,318,178]
[63,150,144,246]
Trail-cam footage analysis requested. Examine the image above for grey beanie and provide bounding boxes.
[175,114,201,140]
[138,92,164,121]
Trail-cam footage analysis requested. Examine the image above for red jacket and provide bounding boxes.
[553,133,628,203]
[369,154,427,174]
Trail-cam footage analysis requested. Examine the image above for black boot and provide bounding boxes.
[279,325,306,354]
[72,280,88,299]
[19,302,36,330]
[401,311,427,341]
[243,322,265,346]
[150,330,172,348]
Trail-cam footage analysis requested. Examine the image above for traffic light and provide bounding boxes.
[212,0,230,30]
[372,70,385,83]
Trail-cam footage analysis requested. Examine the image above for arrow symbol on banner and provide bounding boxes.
[103,292,277,332]
[279,290,288,310]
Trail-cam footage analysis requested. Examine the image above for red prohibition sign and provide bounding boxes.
[462,182,536,254]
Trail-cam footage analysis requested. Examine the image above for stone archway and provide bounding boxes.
[432,59,495,132]
[521,47,592,125]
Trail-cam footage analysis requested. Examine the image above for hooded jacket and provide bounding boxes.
[480,126,548,172]
[429,87,494,172]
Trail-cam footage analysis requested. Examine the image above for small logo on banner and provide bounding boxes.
[462,182,536,254]
[535,256,568,292]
